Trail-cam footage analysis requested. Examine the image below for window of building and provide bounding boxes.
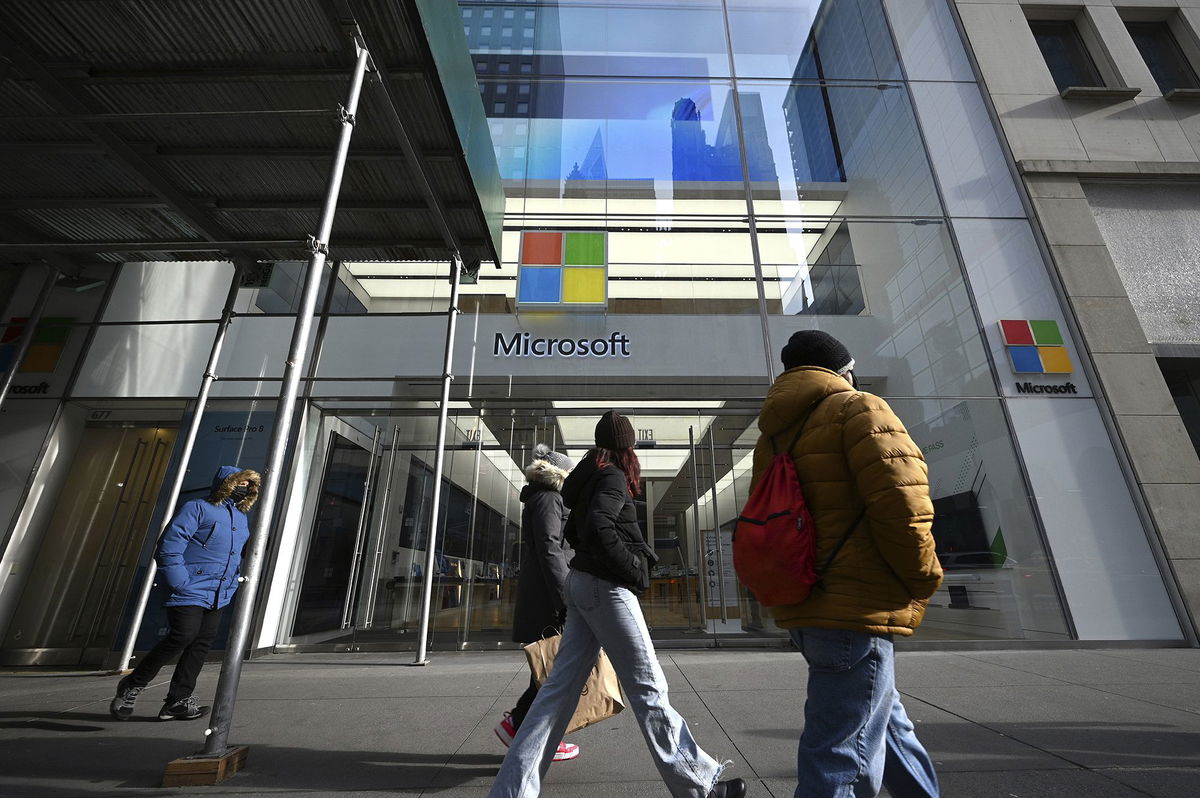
[480,25,491,37]
[1029,19,1104,90]
[1125,21,1200,93]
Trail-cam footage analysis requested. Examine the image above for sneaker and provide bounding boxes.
[109,677,142,721]
[493,712,579,762]
[494,711,517,747]
[708,778,747,798]
[157,695,209,721]
[552,740,580,762]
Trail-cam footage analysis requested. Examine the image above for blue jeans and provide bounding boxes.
[488,570,725,798]
[788,628,939,798]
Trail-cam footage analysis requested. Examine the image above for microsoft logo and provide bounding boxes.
[0,317,73,374]
[999,319,1072,374]
[516,230,607,309]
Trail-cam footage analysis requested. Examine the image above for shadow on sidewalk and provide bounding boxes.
[3,733,505,792]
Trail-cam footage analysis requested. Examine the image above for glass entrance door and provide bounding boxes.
[291,401,788,651]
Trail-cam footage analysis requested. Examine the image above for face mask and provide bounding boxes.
[230,485,250,501]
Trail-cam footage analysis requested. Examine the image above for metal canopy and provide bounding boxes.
[0,0,504,270]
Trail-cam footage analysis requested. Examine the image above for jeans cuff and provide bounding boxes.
[709,759,734,793]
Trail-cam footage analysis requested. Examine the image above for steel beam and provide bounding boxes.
[200,42,371,759]
[0,238,485,254]
[44,64,425,84]
[413,257,463,666]
[0,142,455,161]
[0,198,471,212]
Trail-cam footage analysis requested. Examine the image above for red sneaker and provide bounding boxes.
[553,740,580,762]
[494,712,516,747]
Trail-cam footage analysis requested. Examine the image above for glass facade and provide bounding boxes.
[0,0,1187,665]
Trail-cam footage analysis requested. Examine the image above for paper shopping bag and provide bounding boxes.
[524,634,624,733]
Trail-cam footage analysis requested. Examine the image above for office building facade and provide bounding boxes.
[0,0,1196,666]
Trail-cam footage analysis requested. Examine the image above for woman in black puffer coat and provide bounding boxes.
[486,412,746,798]
[494,444,579,763]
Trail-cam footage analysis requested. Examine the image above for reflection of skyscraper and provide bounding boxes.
[566,128,608,181]
[670,93,777,184]
[671,98,706,182]
[782,26,846,183]
[716,92,778,183]
[461,3,565,181]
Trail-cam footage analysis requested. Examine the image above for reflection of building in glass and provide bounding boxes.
[463,2,563,181]
[781,8,846,183]
[670,94,777,184]
[566,129,608,181]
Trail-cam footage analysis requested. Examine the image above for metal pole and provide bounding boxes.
[201,43,370,758]
[459,417,485,649]
[708,433,729,623]
[361,424,401,628]
[342,426,381,629]
[413,257,463,665]
[0,265,58,412]
[115,267,242,671]
[688,426,708,632]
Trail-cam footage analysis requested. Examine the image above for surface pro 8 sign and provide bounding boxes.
[516,230,607,309]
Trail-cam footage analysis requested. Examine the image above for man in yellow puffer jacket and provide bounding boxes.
[750,330,943,798]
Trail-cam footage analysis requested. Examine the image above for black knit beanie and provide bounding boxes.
[595,410,636,450]
[780,330,854,373]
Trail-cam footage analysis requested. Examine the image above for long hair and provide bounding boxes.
[594,447,641,497]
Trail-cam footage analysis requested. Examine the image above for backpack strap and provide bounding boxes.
[770,408,818,456]
[815,507,868,583]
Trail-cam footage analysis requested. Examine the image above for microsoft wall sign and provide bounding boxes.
[516,230,607,310]
[999,319,1078,395]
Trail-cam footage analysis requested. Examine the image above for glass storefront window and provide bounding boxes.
[726,0,901,81]
[741,80,941,217]
[462,1,729,79]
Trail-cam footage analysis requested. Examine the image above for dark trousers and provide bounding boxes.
[127,605,224,704]
[510,674,539,730]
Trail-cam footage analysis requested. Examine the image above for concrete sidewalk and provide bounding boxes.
[2,647,1199,797]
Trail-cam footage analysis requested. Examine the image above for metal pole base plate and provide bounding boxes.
[162,746,249,787]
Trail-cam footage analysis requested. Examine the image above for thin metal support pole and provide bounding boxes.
[459,417,485,649]
[707,433,728,623]
[413,257,463,665]
[114,267,243,671]
[201,43,370,758]
[688,426,708,632]
[361,424,401,628]
[342,426,381,629]
[0,265,58,412]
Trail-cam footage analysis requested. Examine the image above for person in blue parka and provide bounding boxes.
[110,465,261,721]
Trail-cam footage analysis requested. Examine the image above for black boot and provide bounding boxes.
[709,778,747,798]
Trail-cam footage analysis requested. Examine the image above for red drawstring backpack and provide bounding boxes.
[733,414,864,607]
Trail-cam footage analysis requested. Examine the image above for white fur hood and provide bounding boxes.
[525,458,568,491]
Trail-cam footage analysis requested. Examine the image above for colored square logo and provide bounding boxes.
[0,317,72,374]
[517,230,607,309]
[520,231,563,265]
[999,319,1035,346]
[1029,320,1063,346]
[1038,346,1073,373]
[518,267,562,304]
[1000,319,1072,375]
[563,267,606,303]
[564,232,605,266]
[1007,346,1043,373]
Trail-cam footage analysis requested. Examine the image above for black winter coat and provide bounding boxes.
[562,454,658,594]
[512,459,573,644]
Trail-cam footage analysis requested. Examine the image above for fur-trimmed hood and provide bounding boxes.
[208,465,262,512]
[524,458,568,492]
